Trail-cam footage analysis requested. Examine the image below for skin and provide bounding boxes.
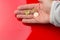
[14,0,53,24]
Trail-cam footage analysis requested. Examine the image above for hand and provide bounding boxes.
[14,3,50,24]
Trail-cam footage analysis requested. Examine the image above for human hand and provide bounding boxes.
[14,3,50,24]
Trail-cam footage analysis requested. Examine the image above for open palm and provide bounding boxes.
[14,3,50,24]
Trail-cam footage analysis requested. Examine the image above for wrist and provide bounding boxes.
[48,14,50,23]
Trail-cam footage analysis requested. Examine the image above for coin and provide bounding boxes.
[24,10,30,15]
[34,12,39,17]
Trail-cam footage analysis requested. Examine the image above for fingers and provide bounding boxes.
[14,3,40,24]
[17,15,33,19]
[38,0,43,3]
[14,10,34,15]
[14,10,25,15]
[22,19,39,23]
[17,4,39,10]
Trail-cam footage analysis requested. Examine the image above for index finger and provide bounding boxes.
[17,3,39,10]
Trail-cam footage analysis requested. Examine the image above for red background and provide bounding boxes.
[0,0,31,40]
[0,0,60,40]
